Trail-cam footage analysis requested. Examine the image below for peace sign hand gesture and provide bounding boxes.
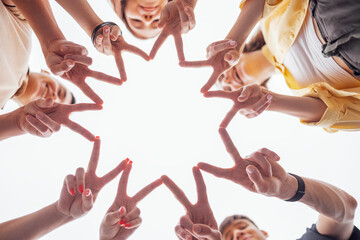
[17,98,102,141]
[161,167,220,240]
[61,62,121,104]
[180,40,240,93]
[100,162,162,240]
[56,138,128,219]
[93,25,149,81]
[204,84,272,128]
[149,0,196,61]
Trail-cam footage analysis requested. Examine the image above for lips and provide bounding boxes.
[142,6,157,11]
[42,85,49,98]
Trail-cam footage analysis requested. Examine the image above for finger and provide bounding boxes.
[50,59,75,76]
[87,137,101,174]
[192,167,208,203]
[82,189,94,213]
[61,45,88,55]
[76,81,104,104]
[213,40,237,53]
[75,167,85,194]
[175,224,191,240]
[203,90,232,99]
[104,209,123,225]
[185,7,196,30]
[197,162,229,179]
[252,98,272,117]
[123,207,140,222]
[88,69,122,85]
[158,7,170,28]
[25,115,52,137]
[259,148,280,161]
[34,97,54,109]
[149,31,168,59]
[238,85,256,102]
[35,112,61,132]
[174,33,185,61]
[65,54,93,66]
[220,105,238,128]
[124,217,142,229]
[100,159,128,186]
[65,119,96,141]
[193,224,221,240]
[124,44,150,61]
[218,127,242,161]
[132,178,162,204]
[160,175,192,208]
[179,215,195,237]
[176,0,189,30]
[70,103,103,113]
[224,50,240,66]
[65,174,76,196]
[249,152,272,177]
[110,26,121,41]
[114,51,127,81]
[102,26,112,54]
[246,165,268,193]
[95,35,104,51]
[179,60,210,68]
[252,94,272,113]
[116,162,132,198]
[200,70,220,93]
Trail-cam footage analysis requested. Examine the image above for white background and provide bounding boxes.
[1,0,359,239]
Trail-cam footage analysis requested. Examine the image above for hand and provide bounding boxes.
[161,167,219,240]
[17,98,102,141]
[61,62,121,104]
[180,40,240,93]
[100,162,162,240]
[198,128,289,195]
[45,39,92,76]
[94,25,149,81]
[56,138,128,218]
[204,84,272,127]
[149,0,196,61]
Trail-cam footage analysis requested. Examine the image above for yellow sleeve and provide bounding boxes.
[239,0,247,8]
[295,82,360,132]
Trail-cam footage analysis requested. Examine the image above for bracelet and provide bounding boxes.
[91,22,121,47]
[285,173,305,202]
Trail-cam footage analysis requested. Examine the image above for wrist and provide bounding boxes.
[278,173,298,200]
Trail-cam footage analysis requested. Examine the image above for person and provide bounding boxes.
[0,137,128,239]
[181,0,360,132]
[162,167,221,240]
[108,0,198,61]
[100,161,162,240]
[196,128,359,240]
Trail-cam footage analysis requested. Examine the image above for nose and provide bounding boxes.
[233,230,244,240]
[143,14,153,22]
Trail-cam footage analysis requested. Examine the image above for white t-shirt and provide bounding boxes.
[0,2,32,108]
[284,12,360,90]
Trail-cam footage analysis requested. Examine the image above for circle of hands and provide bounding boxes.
[21,0,291,239]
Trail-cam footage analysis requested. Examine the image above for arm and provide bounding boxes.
[0,108,26,140]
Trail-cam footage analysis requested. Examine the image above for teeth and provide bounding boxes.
[42,86,48,98]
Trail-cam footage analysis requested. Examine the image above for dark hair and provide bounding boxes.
[219,214,258,234]
[70,93,76,104]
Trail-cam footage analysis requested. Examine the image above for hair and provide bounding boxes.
[70,93,76,104]
[219,214,258,234]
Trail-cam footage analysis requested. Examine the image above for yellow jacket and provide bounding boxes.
[240,0,360,132]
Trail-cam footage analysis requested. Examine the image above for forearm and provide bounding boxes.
[11,0,65,54]
[0,202,71,240]
[55,0,103,36]
[267,92,327,122]
[226,0,265,51]
[183,0,198,8]
[0,108,25,141]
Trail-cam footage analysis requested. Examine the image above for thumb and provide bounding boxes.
[193,224,221,240]
[224,50,240,66]
[158,8,169,28]
[36,98,54,109]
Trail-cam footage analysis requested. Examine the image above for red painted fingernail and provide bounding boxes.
[119,207,125,214]
[126,158,132,164]
[70,189,75,196]
[85,189,91,197]
[119,220,126,225]
[129,160,133,164]
[79,185,84,193]
[124,223,131,228]
[95,136,100,139]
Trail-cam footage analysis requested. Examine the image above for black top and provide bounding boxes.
[298,224,360,240]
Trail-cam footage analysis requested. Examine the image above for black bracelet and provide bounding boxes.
[91,22,121,47]
[285,173,305,202]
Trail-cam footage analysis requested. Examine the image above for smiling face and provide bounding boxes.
[14,71,73,105]
[222,219,268,240]
[114,0,168,39]
[217,50,274,91]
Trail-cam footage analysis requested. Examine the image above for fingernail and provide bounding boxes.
[95,136,100,139]
[119,207,125,214]
[104,26,109,32]
[85,189,91,197]
[230,40,236,46]
[62,46,69,51]
[82,49,88,55]
[193,225,201,233]
[246,167,255,174]
[119,219,126,226]
[66,61,74,67]
[266,94,272,100]
[70,189,75,196]
[124,223,131,228]
[79,185,84,193]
